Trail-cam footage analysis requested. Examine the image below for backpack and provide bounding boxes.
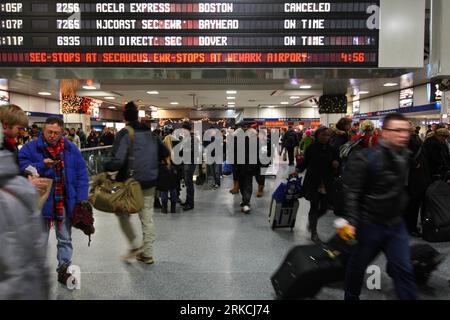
[72,201,95,246]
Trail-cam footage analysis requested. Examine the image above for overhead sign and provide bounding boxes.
[0,0,379,67]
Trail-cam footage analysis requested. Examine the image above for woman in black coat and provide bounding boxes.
[297,126,340,243]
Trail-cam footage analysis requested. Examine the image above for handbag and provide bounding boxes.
[89,126,144,214]
[222,161,233,176]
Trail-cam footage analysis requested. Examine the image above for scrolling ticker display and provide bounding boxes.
[0,1,380,67]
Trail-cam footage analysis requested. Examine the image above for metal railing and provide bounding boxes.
[80,146,113,177]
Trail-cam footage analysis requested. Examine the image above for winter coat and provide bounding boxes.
[342,141,410,227]
[232,128,262,176]
[18,137,89,220]
[330,127,350,154]
[299,135,314,154]
[407,134,431,197]
[0,150,50,299]
[282,129,299,149]
[104,121,169,189]
[423,135,450,180]
[297,142,339,202]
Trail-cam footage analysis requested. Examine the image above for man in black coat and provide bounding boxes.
[342,113,418,300]
[282,126,298,166]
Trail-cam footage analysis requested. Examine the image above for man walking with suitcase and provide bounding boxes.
[342,113,419,300]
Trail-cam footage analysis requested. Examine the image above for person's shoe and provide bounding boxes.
[241,205,251,214]
[170,202,177,213]
[153,198,162,209]
[57,265,74,286]
[212,184,220,190]
[121,247,143,262]
[256,185,264,198]
[136,253,155,265]
[161,204,168,214]
[311,233,322,244]
[229,181,240,194]
[183,205,194,211]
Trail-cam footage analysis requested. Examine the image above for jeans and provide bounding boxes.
[161,189,177,205]
[238,174,253,206]
[116,187,156,258]
[208,163,221,186]
[184,164,196,207]
[344,220,419,300]
[45,209,72,272]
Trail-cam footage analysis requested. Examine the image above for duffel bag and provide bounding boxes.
[89,172,144,214]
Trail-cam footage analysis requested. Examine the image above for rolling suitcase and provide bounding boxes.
[269,199,299,230]
[269,175,302,231]
[421,180,450,242]
[271,244,346,299]
[387,244,445,285]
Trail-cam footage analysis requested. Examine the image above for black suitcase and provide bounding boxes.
[271,244,346,299]
[387,244,445,285]
[422,180,450,242]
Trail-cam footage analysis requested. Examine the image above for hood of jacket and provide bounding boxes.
[0,150,19,181]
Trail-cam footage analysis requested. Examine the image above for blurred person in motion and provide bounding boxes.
[19,117,89,286]
[0,126,50,300]
[296,126,339,243]
[342,113,419,300]
[104,102,169,264]
[0,104,29,163]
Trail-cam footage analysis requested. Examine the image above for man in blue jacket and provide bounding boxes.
[19,117,89,286]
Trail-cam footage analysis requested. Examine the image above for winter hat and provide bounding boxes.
[361,120,374,132]
[305,129,312,136]
[123,101,139,122]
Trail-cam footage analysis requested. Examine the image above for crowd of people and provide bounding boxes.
[11,122,117,151]
[1,101,449,300]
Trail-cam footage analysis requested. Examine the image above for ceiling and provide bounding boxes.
[3,66,431,112]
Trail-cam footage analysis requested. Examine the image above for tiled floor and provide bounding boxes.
[48,164,450,300]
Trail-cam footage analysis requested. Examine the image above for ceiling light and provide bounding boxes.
[227,101,236,105]
[280,101,289,105]
[226,96,236,100]
[83,85,97,90]
[312,105,319,108]
[38,92,51,96]
[299,85,312,89]
[383,83,398,87]
[267,105,276,108]
[359,91,370,94]
[108,106,116,109]
[146,91,159,95]
[290,96,300,99]
[170,102,179,105]
[226,90,237,94]
[104,96,115,100]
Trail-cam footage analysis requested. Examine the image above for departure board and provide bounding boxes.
[0,1,380,67]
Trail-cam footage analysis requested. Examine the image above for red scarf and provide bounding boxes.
[44,138,65,230]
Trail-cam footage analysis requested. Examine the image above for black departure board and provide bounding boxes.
[0,1,380,67]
